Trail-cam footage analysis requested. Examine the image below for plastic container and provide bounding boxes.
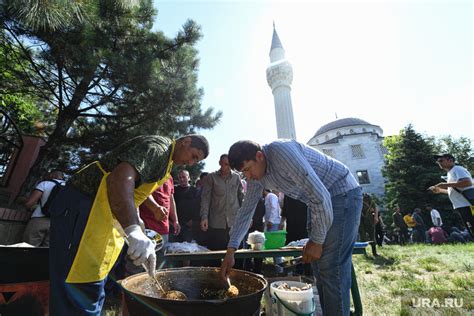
[269,281,314,316]
[250,242,264,250]
[264,230,287,249]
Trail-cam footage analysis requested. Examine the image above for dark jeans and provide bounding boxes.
[396,228,410,245]
[375,222,384,246]
[206,227,230,251]
[310,187,362,316]
[456,206,474,237]
[49,185,106,316]
[170,224,193,243]
[413,226,427,243]
[206,227,243,268]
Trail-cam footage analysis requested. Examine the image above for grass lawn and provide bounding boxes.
[353,242,474,315]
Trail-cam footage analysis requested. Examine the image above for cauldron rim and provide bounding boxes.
[120,266,268,304]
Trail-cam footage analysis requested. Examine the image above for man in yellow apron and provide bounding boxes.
[48,134,209,315]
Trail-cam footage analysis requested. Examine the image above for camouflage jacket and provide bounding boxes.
[68,135,173,197]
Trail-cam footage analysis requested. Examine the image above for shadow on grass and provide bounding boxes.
[364,253,399,267]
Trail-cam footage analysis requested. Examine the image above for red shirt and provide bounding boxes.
[139,177,174,235]
[428,227,447,244]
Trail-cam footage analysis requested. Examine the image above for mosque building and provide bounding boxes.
[266,25,387,198]
[307,118,387,197]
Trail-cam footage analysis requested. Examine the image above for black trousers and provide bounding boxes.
[206,227,243,268]
[456,206,474,237]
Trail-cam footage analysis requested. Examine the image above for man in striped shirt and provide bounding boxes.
[221,139,362,316]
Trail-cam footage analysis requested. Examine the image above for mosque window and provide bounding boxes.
[316,139,319,144]
[362,128,366,132]
[356,170,370,184]
[350,129,354,134]
[325,135,329,141]
[336,131,341,136]
[322,149,335,158]
[351,144,365,158]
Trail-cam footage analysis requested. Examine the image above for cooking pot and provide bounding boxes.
[120,267,267,316]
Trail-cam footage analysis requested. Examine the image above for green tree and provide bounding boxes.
[2,0,136,32]
[432,135,473,173]
[0,97,44,135]
[382,125,449,213]
[1,0,221,195]
[0,33,49,135]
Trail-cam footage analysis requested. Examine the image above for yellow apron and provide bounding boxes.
[66,142,175,283]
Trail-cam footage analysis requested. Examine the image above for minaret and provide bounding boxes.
[266,23,296,140]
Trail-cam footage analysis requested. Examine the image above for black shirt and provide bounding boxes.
[174,185,199,223]
[281,195,308,243]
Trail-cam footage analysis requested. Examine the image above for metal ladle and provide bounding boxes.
[114,220,187,300]
[141,263,187,300]
[226,277,239,297]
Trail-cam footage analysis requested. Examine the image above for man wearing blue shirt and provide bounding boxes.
[220,139,362,316]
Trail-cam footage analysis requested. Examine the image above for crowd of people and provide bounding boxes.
[390,205,473,245]
[20,132,472,316]
[21,136,363,315]
[357,153,473,247]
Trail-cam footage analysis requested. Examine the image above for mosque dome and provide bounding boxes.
[313,117,372,138]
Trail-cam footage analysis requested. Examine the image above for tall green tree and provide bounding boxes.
[382,125,449,212]
[1,0,221,194]
[432,135,473,173]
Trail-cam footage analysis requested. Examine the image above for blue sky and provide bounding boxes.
[152,0,472,173]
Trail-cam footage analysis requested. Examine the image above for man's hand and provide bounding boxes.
[429,183,448,194]
[124,224,157,277]
[200,218,209,231]
[220,248,236,281]
[266,222,273,230]
[434,182,449,190]
[172,221,181,236]
[153,205,167,221]
[428,186,440,193]
[302,240,323,263]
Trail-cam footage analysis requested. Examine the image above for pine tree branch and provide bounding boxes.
[1,40,57,108]
[3,22,60,103]
[78,85,121,113]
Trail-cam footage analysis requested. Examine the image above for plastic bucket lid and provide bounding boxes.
[270,281,314,315]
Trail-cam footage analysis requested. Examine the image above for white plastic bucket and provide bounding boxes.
[269,281,315,316]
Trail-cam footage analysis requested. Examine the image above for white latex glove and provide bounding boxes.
[124,224,156,276]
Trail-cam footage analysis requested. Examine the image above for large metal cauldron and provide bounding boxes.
[120,267,267,316]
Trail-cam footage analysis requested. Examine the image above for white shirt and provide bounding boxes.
[31,179,65,218]
[430,208,443,227]
[447,165,474,209]
[264,192,281,224]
